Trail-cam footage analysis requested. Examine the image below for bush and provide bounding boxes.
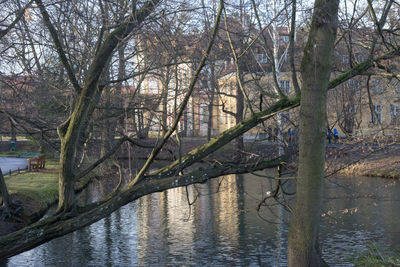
[354,243,400,266]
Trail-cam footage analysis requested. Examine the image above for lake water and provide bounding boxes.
[3,170,400,266]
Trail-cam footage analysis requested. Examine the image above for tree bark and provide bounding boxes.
[35,0,161,213]
[235,75,245,156]
[287,0,339,266]
[0,156,283,259]
[10,119,16,143]
[207,66,216,141]
[0,169,11,212]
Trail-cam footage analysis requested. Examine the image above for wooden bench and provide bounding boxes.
[28,154,46,171]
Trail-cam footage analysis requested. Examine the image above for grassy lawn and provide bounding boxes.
[5,161,59,215]
[0,151,42,158]
[3,159,94,221]
[0,136,31,142]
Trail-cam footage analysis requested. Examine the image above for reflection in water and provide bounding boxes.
[6,171,400,266]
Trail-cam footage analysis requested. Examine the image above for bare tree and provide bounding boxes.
[1,0,400,263]
[287,0,340,265]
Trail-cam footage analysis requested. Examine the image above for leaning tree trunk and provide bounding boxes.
[287,0,339,266]
[35,0,161,213]
[0,169,11,211]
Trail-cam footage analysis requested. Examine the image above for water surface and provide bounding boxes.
[5,171,400,266]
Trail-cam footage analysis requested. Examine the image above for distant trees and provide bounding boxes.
[328,0,399,138]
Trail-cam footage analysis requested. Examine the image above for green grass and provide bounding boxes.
[0,151,41,158]
[0,136,31,141]
[4,160,94,213]
[353,243,400,266]
[5,161,59,209]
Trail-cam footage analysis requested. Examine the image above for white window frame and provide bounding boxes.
[345,104,357,126]
[371,104,382,125]
[357,54,366,63]
[348,79,359,89]
[280,35,289,43]
[372,80,382,94]
[148,78,159,94]
[390,104,399,124]
[341,54,349,64]
[256,53,268,64]
[230,82,234,95]
[280,80,290,95]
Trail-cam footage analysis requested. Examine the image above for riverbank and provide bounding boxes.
[0,160,93,236]
[132,138,400,179]
[0,161,58,235]
[325,143,400,179]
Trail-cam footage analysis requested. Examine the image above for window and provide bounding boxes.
[280,110,290,124]
[280,80,290,95]
[345,104,357,126]
[390,104,400,124]
[230,82,234,95]
[357,53,367,63]
[170,78,177,90]
[198,80,206,92]
[148,78,158,94]
[281,52,288,62]
[345,104,357,114]
[372,80,382,94]
[348,79,359,89]
[371,104,382,125]
[220,110,223,124]
[231,107,235,123]
[183,72,188,88]
[200,104,209,124]
[341,54,349,64]
[280,35,289,43]
[256,53,268,64]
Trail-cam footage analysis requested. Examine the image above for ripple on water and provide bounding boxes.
[6,175,400,266]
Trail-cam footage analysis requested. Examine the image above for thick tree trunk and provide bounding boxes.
[207,74,216,141]
[58,139,78,213]
[0,169,11,211]
[35,0,161,213]
[235,75,244,156]
[287,0,339,266]
[9,119,16,143]
[207,86,215,141]
[162,80,169,135]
